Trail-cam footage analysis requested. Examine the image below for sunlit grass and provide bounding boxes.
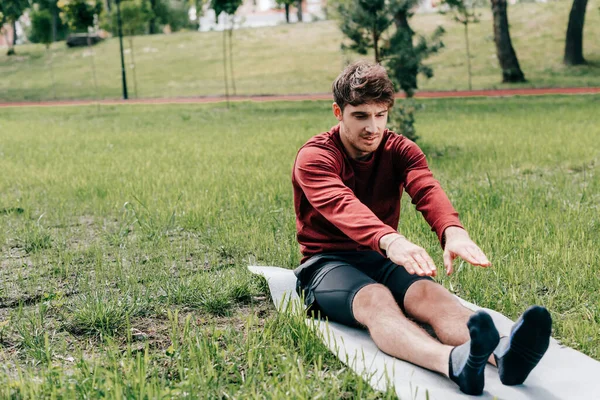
[0,95,598,397]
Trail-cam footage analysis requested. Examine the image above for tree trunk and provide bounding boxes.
[563,0,588,65]
[296,0,303,22]
[106,0,112,12]
[47,45,57,100]
[222,25,230,108]
[285,4,290,23]
[490,0,526,83]
[372,27,380,63]
[11,20,17,46]
[149,0,158,34]
[464,22,473,90]
[51,10,58,42]
[393,10,417,97]
[129,37,139,98]
[4,28,14,55]
[228,15,236,95]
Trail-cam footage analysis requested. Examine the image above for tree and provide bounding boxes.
[32,0,67,43]
[210,0,242,106]
[440,0,479,90]
[275,0,295,23]
[564,0,588,65]
[30,9,58,99]
[59,0,103,33]
[336,0,393,63]
[334,0,445,141]
[296,0,302,22]
[148,0,192,33]
[385,0,444,97]
[490,0,525,82]
[0,0,29,55]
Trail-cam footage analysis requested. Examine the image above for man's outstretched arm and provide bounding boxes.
[389,139,491,275]
[442,227,491,275]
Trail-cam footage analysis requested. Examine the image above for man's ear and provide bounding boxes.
[332,103,343,121]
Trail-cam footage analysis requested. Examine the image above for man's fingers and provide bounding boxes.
[466,246,491,267]
[473,247,492,266]
[443,251,453,275]
[413,253,435,276]
[457,248,480,265]
[404,258,425,276]
[422,252,437,276]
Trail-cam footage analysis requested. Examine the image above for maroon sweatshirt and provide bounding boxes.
[292,124,464,263]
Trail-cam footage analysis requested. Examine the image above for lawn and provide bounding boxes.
[0,95,599,397]
[1,0,599,102]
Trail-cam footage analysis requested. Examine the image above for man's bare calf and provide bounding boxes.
[352,283,500,395]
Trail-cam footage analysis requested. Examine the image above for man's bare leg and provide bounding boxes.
[402,280,499,365]
[353,283,499,395]
[403,279,553,385]
[352,283,453,376]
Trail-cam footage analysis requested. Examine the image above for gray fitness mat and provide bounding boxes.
[249,265,600,400]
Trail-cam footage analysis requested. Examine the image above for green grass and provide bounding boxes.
[1,0,599,102]
[0,95,599,397]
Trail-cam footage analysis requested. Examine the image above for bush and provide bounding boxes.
[387,98,422,143]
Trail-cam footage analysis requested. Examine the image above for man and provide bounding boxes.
[292,61,552,395]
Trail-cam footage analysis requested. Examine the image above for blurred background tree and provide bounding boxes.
[29,9,58,98]
[564,0,589,65]
[0,0,29,54]
[275,0,295,23]
[490,0,526,82]
[440,0,479,90]
[336,0,392,63]
[30,0,68,43]
[58,0,103,33]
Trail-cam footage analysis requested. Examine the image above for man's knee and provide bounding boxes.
[404,280,466,320]
[353,283,401,326]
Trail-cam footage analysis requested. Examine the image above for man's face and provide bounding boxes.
[333,102,389,160]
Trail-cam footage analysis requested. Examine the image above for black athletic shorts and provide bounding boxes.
[294,251,433,328]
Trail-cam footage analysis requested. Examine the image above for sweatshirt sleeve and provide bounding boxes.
[397,138,464,247]
[294,145,398,256]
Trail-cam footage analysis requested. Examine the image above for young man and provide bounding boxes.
[292,61,552,395]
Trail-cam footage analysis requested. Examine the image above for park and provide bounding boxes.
[1,0,599,397]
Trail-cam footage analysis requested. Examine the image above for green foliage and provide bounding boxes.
[58,0,103,33]
[387,98,422,142]
[0,0,29,53]
[336,0,393,62]
[384,24,445,97]
[163,0,192,31]
[30,0,69,41]
[29,9,54,46]
[210,0,242,18]
[442,0,481,23]
[148,0,192,33]
[106,0,154,35]
[0,0,29,23]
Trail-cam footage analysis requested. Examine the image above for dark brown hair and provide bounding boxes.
[332,60,395,111]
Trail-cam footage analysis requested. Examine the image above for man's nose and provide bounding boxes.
[365,117,377,133]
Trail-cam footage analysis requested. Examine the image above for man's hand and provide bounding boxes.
[443,227,491,275]
[380,233,437,276]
